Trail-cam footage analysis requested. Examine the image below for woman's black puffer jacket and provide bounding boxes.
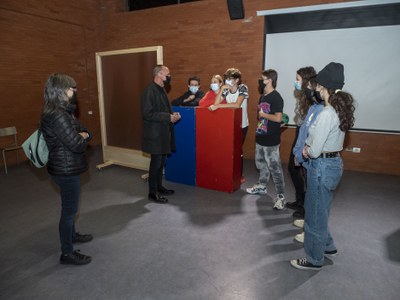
[40,111,91,176]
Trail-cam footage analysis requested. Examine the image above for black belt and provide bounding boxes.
[318,152,339,158]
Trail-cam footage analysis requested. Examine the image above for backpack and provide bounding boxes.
[22,129,49,168]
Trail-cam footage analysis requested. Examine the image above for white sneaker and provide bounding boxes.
[294,232,304,243]
[293,219,304,229]
[246,183,267,195]
[273,194,285,210]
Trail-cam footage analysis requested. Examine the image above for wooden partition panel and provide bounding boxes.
[95,46,163,170]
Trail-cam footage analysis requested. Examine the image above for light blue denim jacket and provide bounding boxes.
[293,103,324,165]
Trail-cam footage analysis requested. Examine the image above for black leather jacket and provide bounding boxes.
[40,111,91,176]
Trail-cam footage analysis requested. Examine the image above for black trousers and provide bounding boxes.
[288,126,306,204]
[148,154,167,195]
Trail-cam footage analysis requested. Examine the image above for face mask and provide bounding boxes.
[163,75,171,86]
[258,79,266,92]
[225,79,234,86]
[69,91,78,105]
[210,83,219,92]
[294,80,302,91]
[305,88,314,100]
[189,86,199,94]
[315,90,323,101]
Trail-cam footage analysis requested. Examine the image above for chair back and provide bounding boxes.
[0,126,18,138]
[0,126,19,149]
[1,126,22,174]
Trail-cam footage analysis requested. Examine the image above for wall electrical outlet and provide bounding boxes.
[353,147,361,153]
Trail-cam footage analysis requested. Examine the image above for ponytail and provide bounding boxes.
[329,90,355,131]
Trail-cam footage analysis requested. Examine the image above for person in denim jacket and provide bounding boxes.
[286,67,317,218]
[291,62,355,271]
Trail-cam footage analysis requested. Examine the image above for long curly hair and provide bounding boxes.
[293,66,316,125]
[328,89,355,131]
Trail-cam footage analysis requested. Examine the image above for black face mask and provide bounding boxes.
[163,75,171,86]
[305,88,314,100]
[305,88,323,103]
[314,90,323,102]
[69,91,78,105]
[66,91,77,113]
[258,79,266,93]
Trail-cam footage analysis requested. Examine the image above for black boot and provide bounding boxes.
[286,201,301,210]
[293,207,305,219]
[286,192,305,210]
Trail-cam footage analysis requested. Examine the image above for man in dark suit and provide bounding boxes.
[141,65,181,203]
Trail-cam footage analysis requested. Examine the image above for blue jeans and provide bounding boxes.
[304,156,343,266]
[52,175,80,254]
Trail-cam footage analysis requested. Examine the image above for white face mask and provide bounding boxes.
[225,79,234,86]
[189,86,199,94]
[210,83,219,91]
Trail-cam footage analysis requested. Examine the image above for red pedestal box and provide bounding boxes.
[196,108,242,192]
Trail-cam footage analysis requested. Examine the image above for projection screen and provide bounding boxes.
[259,0,400,133]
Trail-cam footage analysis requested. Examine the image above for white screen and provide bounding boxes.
[265,25,400,132]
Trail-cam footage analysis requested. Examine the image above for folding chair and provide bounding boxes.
[0,126,23,174]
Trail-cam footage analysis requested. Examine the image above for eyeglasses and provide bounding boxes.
[69,87,77,91]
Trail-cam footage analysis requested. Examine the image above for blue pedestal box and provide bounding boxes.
[165,106,196,186]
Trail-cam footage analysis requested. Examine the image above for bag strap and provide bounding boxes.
[35,129,46,167]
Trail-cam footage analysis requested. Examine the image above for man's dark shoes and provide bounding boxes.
[60,250,91,265]
[72,232,93,244]
[148,193,168,203]
[286,201,301,210]
[158,187,175,195]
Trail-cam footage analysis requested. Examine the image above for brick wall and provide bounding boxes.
[0,0,102,169]
[1,0,399,175]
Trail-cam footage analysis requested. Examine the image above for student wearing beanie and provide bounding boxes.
[291,62,355,271]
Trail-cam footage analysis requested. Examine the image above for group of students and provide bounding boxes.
[257,62,355,270]
[39,62,355,271]
[287,62,355,270]
[171,63,356,271]
[171,69,250,182]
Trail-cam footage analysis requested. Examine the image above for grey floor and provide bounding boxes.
[1,146,399,300]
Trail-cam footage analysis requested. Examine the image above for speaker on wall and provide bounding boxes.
[227,0,245,20]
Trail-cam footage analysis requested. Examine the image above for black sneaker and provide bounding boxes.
[290,258,322,271]
[324,250,339,258]
[293,207,305,219]
[60,250,92,265]
[72,232,93,244]
[286,201,301,210]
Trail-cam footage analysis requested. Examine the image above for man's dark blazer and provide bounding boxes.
[141,82,175,155]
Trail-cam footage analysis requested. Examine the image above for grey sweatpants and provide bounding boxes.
[255,143,285,195]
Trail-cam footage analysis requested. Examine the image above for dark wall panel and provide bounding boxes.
[101,52,157,149]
